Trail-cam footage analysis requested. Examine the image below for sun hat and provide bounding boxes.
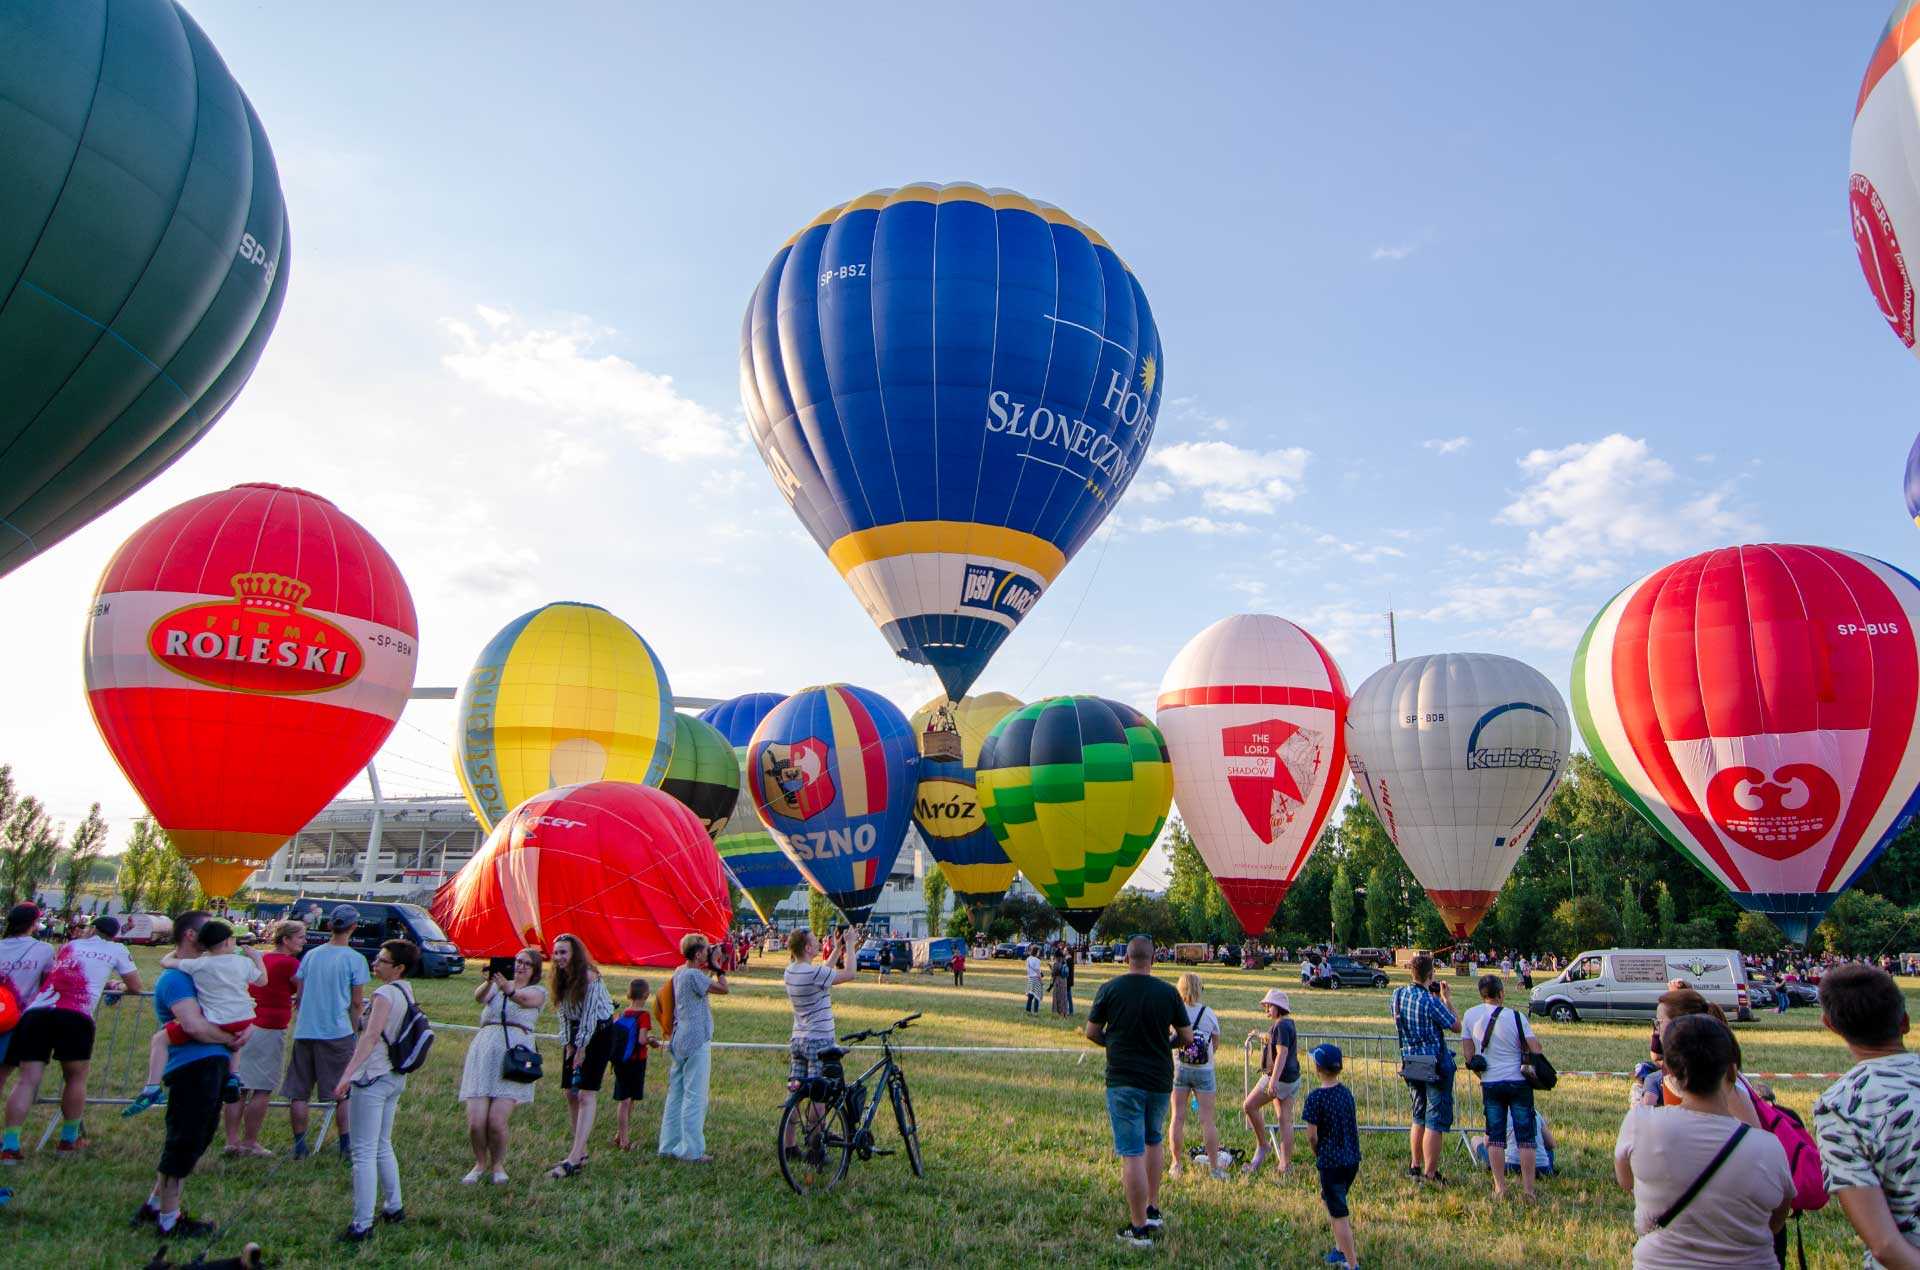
[1261,988,1292,1013]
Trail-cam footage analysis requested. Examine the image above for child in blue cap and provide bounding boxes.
[1301,1042,1361,1269]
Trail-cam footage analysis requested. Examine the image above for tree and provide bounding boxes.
[0,793,61,907]
[1414,896,1454,950]
[1545,895,1621,958]
[57,803,108,912]
[1619,878,1650,947]
[1817,891,1913,957]
[943,906,972,939]
[1165,821,1232,942]
[1329,864,1356,947]
[1733,912,1784,957]
[1095,890,1179,947]
[808,887,836,937]
[117,818,165,913]
[1363,865,1400,947]
[988,895,1059,944]
[1655,882,1679,946]
[923,868,950,937]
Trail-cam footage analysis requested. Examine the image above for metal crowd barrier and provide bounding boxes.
[1241,1030,1410,1141]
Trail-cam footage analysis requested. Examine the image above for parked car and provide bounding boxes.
[1770,980,1819,1008]
[911,937,966,970]
[303,900,465,978]
[990,941,1024,960]
[1528,948,1752,1023]
[1087,943,1115,963]
[1107,942,1130,962]
[1306,955,1389,990]
[1349,947,1395,967]
[857,940,915,971]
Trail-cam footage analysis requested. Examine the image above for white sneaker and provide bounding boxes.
[490,1170,508,1185]
[461,1167,484,1185]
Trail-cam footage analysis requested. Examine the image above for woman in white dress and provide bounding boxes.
[459,947,546,1184]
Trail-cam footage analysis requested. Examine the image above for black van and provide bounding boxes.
[281,899,465,978]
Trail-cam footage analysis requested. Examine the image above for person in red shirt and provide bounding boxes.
[951,947,966,987]
[223,919,306,1156]
[609,978,659,1152]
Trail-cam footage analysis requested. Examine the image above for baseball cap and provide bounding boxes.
[1310,1042,1343,1070]
[92,913,121,938]
[1261,988,1292,1013]
[198,918,234,947]
[330,904,361,929]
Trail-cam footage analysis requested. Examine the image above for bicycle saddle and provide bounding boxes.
[817,1046,849,1062]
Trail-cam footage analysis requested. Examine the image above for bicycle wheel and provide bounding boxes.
[779,1089,853,1196]
[890,1072,924,1178]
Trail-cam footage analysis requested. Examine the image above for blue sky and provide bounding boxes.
[3,3,1913,885]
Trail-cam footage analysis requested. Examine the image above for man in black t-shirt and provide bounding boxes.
[1087,936,1192,1248]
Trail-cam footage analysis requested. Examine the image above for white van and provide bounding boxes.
[1528,948,1753,1024]
[118,913,173,946]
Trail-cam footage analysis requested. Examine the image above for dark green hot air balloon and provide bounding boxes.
[659,713,741,842]
[0,0,290,579]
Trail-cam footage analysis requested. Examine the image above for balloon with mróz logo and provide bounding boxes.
[909,691,1025,912]
[1157,615,1350,937]
[741,182,1163,702]
[0,0,290,581]
[83,483,416,896]
[1345,653,1570,940]
[1573,544,1920,943]
[747,684,918,923]
[975,695,1174,935]
[698,692,804,923]
[430,780,730,968]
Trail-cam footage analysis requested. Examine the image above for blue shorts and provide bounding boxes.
[1105,1086,1170,1158]
[1480,1080,1536,1146]
[1174,1062,1215,1093]
[1318,1163,1358,1219]
[1406,1069,1455,1132]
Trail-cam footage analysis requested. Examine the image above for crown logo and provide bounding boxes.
[230,571,311,614]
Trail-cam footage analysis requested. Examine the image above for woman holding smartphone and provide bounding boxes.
[458,947,546,1184]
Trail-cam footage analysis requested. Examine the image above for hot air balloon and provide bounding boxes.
[452,602,674,833]
[1907,432,1920,529]
[83,483,415,896]
[1157,616,1350,937]
[659,713,740,841]
[740,182,1164,701]
[431,781,729,968]
[747,684,918,924]
[699,692,804,922]
[1573,544,1920,943]
[1,0,289,580]
[1345,654,1570,940]
[909,692,1024,915]
[1852,4,1920,358]
[975,696,1173,934]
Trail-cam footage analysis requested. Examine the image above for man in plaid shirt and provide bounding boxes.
[1390,952,1460,1184]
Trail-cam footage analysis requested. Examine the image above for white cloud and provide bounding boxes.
[1149,440,1310,514]
[1372,244,1417,262]
[1129,478,1176,504]
[1413,584,1552,624]
[443,309,740,461]
[1423,436,1471,455]
[1495,433,1756,581]
[1311,533,1407,566]
[1133,515,1252,536]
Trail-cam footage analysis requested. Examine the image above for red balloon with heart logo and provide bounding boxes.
[83,483,418,897]
[1574,543,1920,942]
[430,780,730,967]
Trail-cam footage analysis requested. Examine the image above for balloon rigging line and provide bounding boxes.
[1018,521,1120,694]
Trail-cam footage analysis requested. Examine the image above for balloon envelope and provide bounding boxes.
[453,602,673,832]
[909,692,1024,910]
[431,781,729,968]
[1573,544,1920,943]
[976,695,1173,934]
[1158,615,1350,936]
[747,684,918,924]
[659,713,740,841]
[1852,4,1920,359]
[0,0,289,580]
[1908,432,1920,529]
[1345,653,1570,939]
[740,182,1163,701]
[83,483,416,896]
[698,692,803,922]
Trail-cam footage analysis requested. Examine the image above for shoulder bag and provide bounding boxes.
[1654,1123,1749,1230]
[497,989,543,1084]
[1515,1010,1556,1090]
[1466,1006,1502,1076]
[1395,990,1441,1084]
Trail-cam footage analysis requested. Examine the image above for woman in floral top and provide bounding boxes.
[549,934,617,1179]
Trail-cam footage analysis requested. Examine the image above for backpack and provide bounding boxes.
[1749,1087,1828,1213]
[611,1012,649,1064]
[382,985,435,1075]
[1178,1006,1214,1066]
[654,977,676,1042]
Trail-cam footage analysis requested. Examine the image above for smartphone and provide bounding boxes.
[486,955,516,978]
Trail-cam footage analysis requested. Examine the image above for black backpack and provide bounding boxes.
[384,985,435,1075]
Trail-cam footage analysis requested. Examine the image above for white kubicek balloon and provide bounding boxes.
[1157,615,1349,937]
[1344,653,1571,939]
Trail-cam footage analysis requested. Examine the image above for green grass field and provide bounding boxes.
[0,950,1885,1267]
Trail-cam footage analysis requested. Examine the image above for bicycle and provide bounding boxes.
[778,1012,924,1195]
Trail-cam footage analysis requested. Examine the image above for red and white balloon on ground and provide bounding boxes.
[431,780,730,968]
[1156,614,1349,936]
[1345,652,1570,940]
[83,483,417,897]
[1573,544,1920,943]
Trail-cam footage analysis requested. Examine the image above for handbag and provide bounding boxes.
[1395,987,1442,1083]
[1466,1006,1502,1076]
[496,990,543,1084]
[1515,1011,1557,1090]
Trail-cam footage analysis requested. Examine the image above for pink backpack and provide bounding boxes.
[1747,1084,1828,1213]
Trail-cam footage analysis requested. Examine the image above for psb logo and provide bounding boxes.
[1705,764,1841,861]
[959,564,1041,620]
[147,572,364,696]
[759,737,835,821]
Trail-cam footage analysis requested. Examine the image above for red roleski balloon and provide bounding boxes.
[83,483,417,896]
[431,780,730,967]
